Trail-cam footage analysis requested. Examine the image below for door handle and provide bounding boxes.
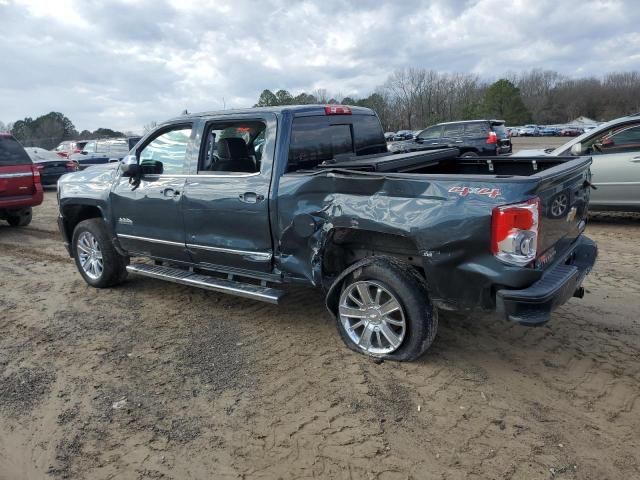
[631,156,640,162]
[431,142,439,145]
[239,192,264,203]
[162,187,180,197]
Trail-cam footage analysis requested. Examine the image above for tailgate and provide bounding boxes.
[535,159,591,261]
[0,165,35,198]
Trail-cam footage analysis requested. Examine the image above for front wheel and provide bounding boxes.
[460,151,479,158]
[335,259,438,361]
[72,218,128,288]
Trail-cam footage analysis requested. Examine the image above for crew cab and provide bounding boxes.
[57,105,597,361]
[0,133,43,226]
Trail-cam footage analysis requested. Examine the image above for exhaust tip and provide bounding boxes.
[573,287,585,299]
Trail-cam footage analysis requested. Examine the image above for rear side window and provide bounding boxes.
[287,114,386,172]
[464,122,489,137]
[0,135,32,165]
[442,123,464,138]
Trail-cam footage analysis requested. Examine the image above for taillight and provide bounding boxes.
[31,165,42,185]
[486,131,497,144]
[324,105,352,115]
[491,198,540,266]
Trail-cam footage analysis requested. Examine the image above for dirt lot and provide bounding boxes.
[1,140,639,479]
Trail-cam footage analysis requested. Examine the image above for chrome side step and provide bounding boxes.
[126,263,285,304]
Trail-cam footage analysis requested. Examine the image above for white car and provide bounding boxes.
[513,114,640,212]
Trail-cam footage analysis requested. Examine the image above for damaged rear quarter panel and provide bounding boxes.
[274,170,539,307]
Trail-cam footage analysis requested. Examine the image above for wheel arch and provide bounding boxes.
[321,228,425,315]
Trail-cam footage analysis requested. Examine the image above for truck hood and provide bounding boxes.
[58,162,118,194]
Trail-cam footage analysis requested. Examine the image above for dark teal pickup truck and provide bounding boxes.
[57,105,597,361]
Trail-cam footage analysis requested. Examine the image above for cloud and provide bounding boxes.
[0,0,639,132]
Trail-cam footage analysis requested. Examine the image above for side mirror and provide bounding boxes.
[120,154,140,177]
[570,143,582,155]
[80,150,88,155]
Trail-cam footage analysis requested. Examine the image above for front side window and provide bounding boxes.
[139,127,192,175]
[83,141,97,153]
[199,121,265,174]
[582,122,640,155]
[418,126,442,141]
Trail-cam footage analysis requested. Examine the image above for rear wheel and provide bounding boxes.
[460,151,479,158]
[6,208,32,227]
[72,218,128,288]
[335,258,438,361]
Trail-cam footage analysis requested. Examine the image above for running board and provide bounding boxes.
[126,263,285,304]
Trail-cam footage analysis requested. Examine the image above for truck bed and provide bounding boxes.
[316,148,586,178]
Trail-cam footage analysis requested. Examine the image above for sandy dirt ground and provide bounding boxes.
[1,137,639,479]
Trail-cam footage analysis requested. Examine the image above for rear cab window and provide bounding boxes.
[286,114,386,172]
[0,135,32,166]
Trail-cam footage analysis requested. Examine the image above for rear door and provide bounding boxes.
[440,123,464,148]
[0,135,34,199]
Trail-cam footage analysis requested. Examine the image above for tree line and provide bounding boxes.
[0,112,128,150]
[254,69,640,131]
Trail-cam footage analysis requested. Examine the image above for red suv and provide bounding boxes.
[0,133,43,226]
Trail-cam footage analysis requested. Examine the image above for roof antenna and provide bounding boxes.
[181,109,189,116]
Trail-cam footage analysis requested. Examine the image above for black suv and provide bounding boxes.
[388,120,512,157]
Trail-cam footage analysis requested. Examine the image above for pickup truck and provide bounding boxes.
[1,133,43,226]
[57,105,598,361]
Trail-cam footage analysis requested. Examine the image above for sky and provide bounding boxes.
[1,0,639,133]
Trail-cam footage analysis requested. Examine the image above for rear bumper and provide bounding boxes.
[0,188,44,211]
[496,236,597,325]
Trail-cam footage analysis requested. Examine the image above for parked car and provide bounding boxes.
[58,105,596,361]
[25,147,79,186]
[389,119,512,156]
[539,127,560,136]
[560,127,584,137]
[53,140,89,158]
[507,127,520,137]
[384,132,396,141]
[519,125,539,136]
[513,113,640,211]
[69,138,133,169]
[0,133,43,226]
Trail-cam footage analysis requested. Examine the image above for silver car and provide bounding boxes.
[514,114,640,212]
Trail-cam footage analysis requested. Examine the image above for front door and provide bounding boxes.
[182,117,275,273]
[111,124,194,262]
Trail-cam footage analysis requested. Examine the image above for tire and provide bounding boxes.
[460,151,479,158]
[334,258,438,362]
[6,208,32,227]
[72,218,128,288]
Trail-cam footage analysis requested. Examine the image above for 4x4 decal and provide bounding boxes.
[448,186,501,199]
